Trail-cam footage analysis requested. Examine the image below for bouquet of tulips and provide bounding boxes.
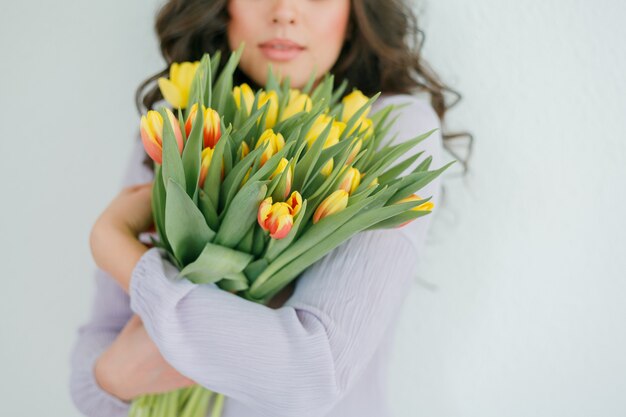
[129,44,453,417]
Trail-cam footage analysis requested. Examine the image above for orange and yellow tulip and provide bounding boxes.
[185,104,222,149]
[285,191,303,216]
[157,61,200,109]
[313,190,349,224]
[140,109,184,165]
[257,191,302,239]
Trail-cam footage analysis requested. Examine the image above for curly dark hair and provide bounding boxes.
[136,0,473,174]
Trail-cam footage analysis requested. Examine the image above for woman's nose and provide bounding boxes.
[271,0,297,25]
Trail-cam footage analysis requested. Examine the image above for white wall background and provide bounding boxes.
[0,0,624,416]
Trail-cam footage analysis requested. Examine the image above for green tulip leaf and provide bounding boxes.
[214,181,267,248]
[165,178,215,266]
[179,243,253,284]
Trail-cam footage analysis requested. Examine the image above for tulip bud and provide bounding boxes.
[320,159,334,176]
[257,198,294,239]
[239,141,250,159]
[346,138,362,165]
[266,204,294,239]
[157,61,200,109]
[203,107,221,148]
[286,191,303,217]
[270,158,292,199]
[199,146,225,188]
[338,167,361,195]
[313,190,349,224]
[361,173,378,187]
[185,104,222,149]
[255,129,285,166]
[341,89,370,123]
[140,109,184,164]
[305,114,342,149]
[233,83,255,114]
[345,116,374,138]
[396,194,435,227]
[360,118,374,139]
[240,167,252,188]
[280,89,312,121]
[257,197,273,229]
[258,90,279,129]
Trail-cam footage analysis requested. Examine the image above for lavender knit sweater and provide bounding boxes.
[69,94,444,417]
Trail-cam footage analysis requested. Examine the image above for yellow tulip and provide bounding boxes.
[240,167,252,188]
[396,194,434,227]
[346,116,374,138]
[199,146,225,188]
[338,167,361,195]
[140,109,184,165]
[185,103,222,149]
[305,114,343,149]
[280,89,312,121]
[255,129,285,166]
[157,61,200,109]
[233,83,255,114]
[258,90,279,129]
[346,138,362,165]
[313,190,349,224]
[270,158,292,199]
[320,159,334,177]
[341,89,371,123]
[239,141,250,159]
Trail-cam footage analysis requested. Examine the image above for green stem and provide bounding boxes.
[179,385,205,417]
[196,389,214,417]
[210,393,225,417]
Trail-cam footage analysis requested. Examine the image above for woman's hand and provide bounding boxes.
[95,314,197,402]
[90,183,154,293]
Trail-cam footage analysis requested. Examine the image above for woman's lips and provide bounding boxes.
[258,39,305,62]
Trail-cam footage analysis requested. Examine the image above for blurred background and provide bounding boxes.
[1,0,625,416]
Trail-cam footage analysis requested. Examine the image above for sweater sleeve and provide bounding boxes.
[69,138,154,416]
[128,96,444,417]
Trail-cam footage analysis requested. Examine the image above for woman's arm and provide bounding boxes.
[69,268,134,417]
[127,97,445,417]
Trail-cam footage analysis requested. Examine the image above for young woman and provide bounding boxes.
[70,0,466,416]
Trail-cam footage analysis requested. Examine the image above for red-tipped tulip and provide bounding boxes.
[257,191,303,239]
[140,109,184,164]
[286,191,302,216]
[313,190,349,224]
[257,198,293,239]
[185,104,222,149]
